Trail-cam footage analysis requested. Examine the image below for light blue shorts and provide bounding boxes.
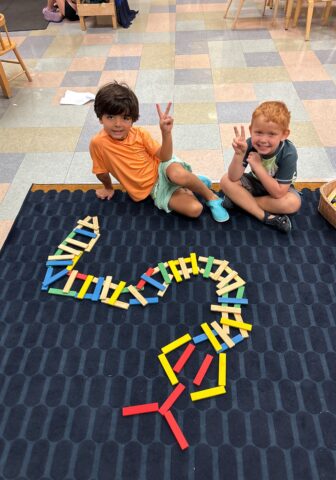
[150,155,192,213]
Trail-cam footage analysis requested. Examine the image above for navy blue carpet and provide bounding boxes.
[0,188,335,480]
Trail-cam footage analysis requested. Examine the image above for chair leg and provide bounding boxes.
[322,1,332,25]
[285,0,294,29]
[272,0,280,24]
[293,0,302,26]
[232,0,245,28]
[224,0,234,18]
[13,47,32,82]
[305,0,314,41]
[0,62,11,98]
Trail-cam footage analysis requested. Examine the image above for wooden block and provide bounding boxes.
[218,353,227,386]
[235,313,249,338]
[212,260,229,280]
[108,281,126,305]
[65,237,89,249]
[201,323,222,352]
[101,298,129,309]
[66,252,83,271]
[58,243,81,256]
[168,260,183,282]
[78,218,95,230]
[211,321,235,348]
[178,257,190,280]
[92,216,99,231]
[136,267,155,289]
[163,410,189,450]
[190,385,226,402]
[129,297,158,305]
[217,270,238,289]
[48,288,77,297]
[158,353,178,385]
[90,277,105,301]
[161,333,192,354]
[85,233,101,252]
[190,252,199,275]
[122,403,159,416]
[193,354,213,386]
[74,228,97,239]
[220,317,253,331]
[128,285,148,306]
[203,256,215,278]
[63,269,78,293]
[100,275,112,300]
[218,297,248,305]
[157,274,174,297]
[217,278,245,296]
[46,260,73,267]
[159,383,186,415]
[211,305,242,314]
[157,262,171,283]
[42,267,69,287]
[141,273,166,291]
[48,254,75,261]
[77,275,94,300]
[173,343,196,373]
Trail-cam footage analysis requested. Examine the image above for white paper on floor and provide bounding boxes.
[60,90,95,105]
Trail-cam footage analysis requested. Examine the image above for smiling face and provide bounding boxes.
[249,115,289,156]
[100,113,133,141]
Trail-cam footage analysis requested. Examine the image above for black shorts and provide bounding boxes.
[64,0,79,21]
[241,173,301,199]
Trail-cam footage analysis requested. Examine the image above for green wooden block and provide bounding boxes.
[158,262,171,284]
[48,288,77,297]
[203,256,214,278]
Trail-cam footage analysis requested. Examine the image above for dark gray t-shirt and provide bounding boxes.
[242,138,298,184]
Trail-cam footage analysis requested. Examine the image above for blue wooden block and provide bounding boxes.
[192,329,219,344]
[140,274,166,291]
[218,297,248,305]
[42,268,69,287]
[90,277,105,301]
[74,228,97,238]
[129,297,159,305]
[46,260,73,267]
[218,334,244,352]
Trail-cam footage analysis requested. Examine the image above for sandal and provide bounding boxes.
[264,212,292,233]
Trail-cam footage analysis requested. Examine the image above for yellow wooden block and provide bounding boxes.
[128,285,148,306]
[168,260,183,282]
[108,280,126,305]
[63,269,78,293]
[211,321,235,348]
[77,275,94,299]
[220,317,253,331]
[66,252,83,271]
[190,385,226,401]
[218,353,226,386]
[190,252,199,275]
[158,353,178,385]
[201,323,222,352]
[161,333,192,354]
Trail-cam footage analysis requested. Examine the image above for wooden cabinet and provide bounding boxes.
[76,0,117,30]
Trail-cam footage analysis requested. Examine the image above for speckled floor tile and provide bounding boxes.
[174,102,217,124]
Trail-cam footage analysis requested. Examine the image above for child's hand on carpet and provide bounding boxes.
[96,188,114,200]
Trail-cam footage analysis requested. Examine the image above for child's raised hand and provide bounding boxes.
[156,102,174,135]
[232,126,247,156]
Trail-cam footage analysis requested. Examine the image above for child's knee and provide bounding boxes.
[167,164,189,185]
[288,192,302,213]
[188,201,203,218]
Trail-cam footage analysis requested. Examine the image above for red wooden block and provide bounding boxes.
[66,271,88,281]
[122,402,159,416]
[159,383,185,415]
[164,410,189,450]
[136,267,155,289]
[173,343,196,373]
[193,354,214,386]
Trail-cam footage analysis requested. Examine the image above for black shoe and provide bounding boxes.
[222,195,235,209]
[264,212,292,233]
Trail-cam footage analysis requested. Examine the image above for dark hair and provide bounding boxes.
[94,81,139,122]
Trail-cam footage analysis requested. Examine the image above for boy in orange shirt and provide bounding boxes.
[90,82,229,222]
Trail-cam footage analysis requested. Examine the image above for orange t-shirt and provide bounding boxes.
[90,127,161,201]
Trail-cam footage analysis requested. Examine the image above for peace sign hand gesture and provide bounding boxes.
[156,102,174,135]
[232,125,248,156]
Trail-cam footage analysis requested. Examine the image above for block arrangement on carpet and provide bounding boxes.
[0,188,335,479]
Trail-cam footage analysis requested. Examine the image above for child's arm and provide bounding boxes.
[228,126,248,181]
[96,173,115,200]
[247,152,291,199]
[155,103,173,162]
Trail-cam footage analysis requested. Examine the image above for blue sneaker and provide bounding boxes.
[198,175,212,189]
[206,198,230,223]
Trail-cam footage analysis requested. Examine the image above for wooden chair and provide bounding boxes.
[224,0,280,28]
[76,0,117,31]
[286,0,333,40]
[0,13,32,98]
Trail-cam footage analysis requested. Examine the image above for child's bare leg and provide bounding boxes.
[255,192,301,215]
[168,188,203,218]
[220,173,265,220]
[166,163,217,202]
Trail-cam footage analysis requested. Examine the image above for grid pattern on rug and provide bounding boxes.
[0,188,335,479]
[0,0,336,247]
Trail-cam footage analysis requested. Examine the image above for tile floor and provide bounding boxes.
[1,0,336,248]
